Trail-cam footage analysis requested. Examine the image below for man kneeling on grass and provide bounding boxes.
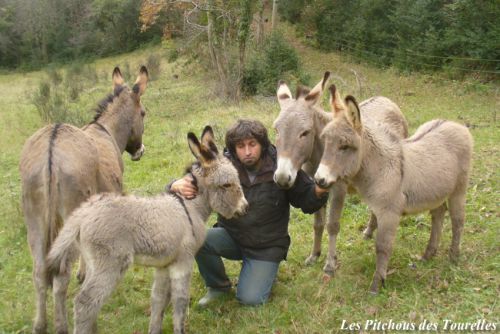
[168,119,329,306]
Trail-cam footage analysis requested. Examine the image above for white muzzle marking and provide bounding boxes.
[315,163,337,187]
[274,157,297,187]
[131,144,145,161]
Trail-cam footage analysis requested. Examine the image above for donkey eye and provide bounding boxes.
[300,130,310,138]
[339,145,350,151]
[140,109,146,117]
[222,183,231,188]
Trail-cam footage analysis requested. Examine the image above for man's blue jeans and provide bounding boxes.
[195,227,280,305]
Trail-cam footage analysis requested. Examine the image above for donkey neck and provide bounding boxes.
[182,187,212,223]
[310,108,333,170]
[97,107,134,153]
[354,125,403,190]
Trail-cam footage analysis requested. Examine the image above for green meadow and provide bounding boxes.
[0,32,498,333]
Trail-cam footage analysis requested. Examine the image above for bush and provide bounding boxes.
[242,31,309,96]
[31,66,94,126]
[145,53,161,81]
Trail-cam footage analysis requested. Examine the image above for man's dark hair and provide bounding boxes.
[225,119,271,156]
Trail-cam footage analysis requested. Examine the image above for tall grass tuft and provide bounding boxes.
[31,64,99,126]
[146,53,161,81]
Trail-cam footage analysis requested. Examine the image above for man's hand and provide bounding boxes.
[314,184,330,198]
[171,175,198,199]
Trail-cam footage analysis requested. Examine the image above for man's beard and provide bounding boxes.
[242,157,259,170]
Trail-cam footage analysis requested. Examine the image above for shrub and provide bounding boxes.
[146,53,161,81]
[242,31,309,96]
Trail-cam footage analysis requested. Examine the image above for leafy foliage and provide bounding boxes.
[242,31,309,96]
[0,0,162,69]
[281,0,500,78]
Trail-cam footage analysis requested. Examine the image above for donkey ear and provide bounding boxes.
[328,84,347,117]
[112,67,125,89]
[345,95,362,132]
[201,125,219,154]
[305,71,330,106]
[188,132,216,166]
[277,80,292,108]
[132,66,149,97]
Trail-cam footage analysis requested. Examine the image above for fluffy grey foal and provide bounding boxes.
[48,126,248,334]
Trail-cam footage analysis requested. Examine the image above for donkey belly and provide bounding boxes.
[134,253,177,267]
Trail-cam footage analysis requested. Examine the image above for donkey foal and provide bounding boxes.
[47,126,248,334]
[315,86,473,293]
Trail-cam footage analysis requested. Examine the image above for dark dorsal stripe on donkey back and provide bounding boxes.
[48,123,62,179]
[47,123,62,253]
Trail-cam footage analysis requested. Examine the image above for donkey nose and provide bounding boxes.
[274,173,292,189]
[315,177,327,188]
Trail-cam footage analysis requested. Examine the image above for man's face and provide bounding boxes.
[235,138,262,169]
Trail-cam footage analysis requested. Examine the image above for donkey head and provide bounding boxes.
[105,66,148,161]
[188,126,248,219]
[273,72,330,188]
[315,85,363,189]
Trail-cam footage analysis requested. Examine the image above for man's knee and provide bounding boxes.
[236,290,269,306]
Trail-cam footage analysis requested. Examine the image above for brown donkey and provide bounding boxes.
[47,126,248,334]
[19,66,148,334]
[315,86,473,293]
[273,72,408,276]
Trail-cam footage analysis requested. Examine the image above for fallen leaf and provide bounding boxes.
[408,311,417,321]
[322,273,332,284]
[366,306,378,316]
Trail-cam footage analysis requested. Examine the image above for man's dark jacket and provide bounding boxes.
[217,145,328,262]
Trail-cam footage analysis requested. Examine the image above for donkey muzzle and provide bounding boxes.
[130,144,145,161]
[314,164,337,189]
[235,198,249,217]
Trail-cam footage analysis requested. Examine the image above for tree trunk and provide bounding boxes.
[256,0,266,45]
[271,0,278,30]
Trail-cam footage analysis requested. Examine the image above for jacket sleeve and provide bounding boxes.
[286,170,328,213]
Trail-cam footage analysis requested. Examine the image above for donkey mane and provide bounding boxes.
[93,85,127,122]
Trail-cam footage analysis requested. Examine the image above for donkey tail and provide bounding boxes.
[47,217,81,278]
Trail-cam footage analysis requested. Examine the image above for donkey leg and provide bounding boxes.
[74,262,127,334]
[26,217,48,334]
[323,183,346,276]
[169,258,194,334]
[53,266,72,334]
[422,203,446,260]
[363,213,378,240]
[305,206,326,265]
[448,189,466,263]
[369,212,399,294]
[148,268,171,334]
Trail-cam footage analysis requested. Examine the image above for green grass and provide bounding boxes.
[0,29,498,333]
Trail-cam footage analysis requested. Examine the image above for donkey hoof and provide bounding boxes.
[363,229,373,240]
[304,254,319,266]
[322,273,333,283]
[421,249,436,261]
[449,251,460,264]
[33,323,47,334]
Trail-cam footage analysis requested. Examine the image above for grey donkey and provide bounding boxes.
[47,126,248,334]
[273,72,408,277]
[20,66,148,334]
[315,86,473,293]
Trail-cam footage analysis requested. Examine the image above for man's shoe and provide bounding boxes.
[197,288,229,307]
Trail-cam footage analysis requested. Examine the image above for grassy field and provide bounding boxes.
[0,28,498,333]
